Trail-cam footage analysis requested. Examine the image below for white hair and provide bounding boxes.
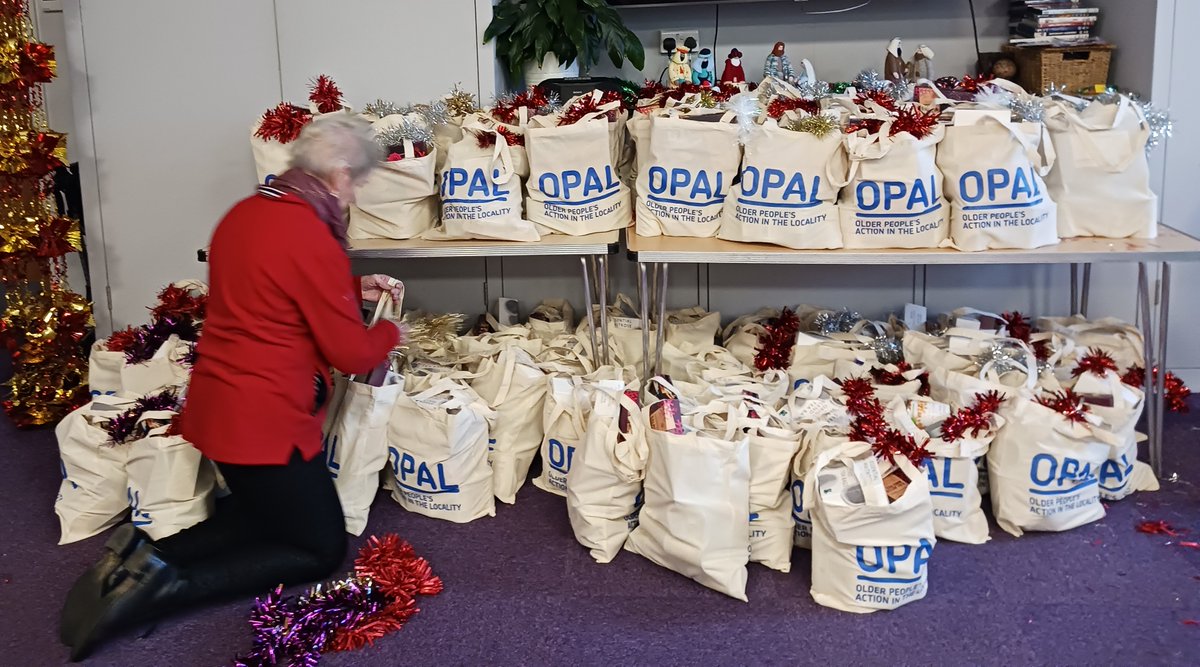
[289,113,382,182]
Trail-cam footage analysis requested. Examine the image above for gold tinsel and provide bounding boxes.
[401,311,464,353]
[786,114,840,138]
[444,84,479,117]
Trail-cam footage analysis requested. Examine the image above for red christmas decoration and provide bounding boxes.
[104,326,140,352]
[766,96,821,120]
[637,79,668,102]
[934,76,960,93]
[255,102,312,144]
[840,381,931,466]
[853,89,898,112]
[308,74,344,114]
[150,285,207,323]
[1136,520,1181,536]
[558,90,624,126]
[753,308,800,371]
[941,390,1005,442]
[491,87,550,124]
[869,362,917,387]
[1002,311,1031,343]
[1036,389,1092,424]
[1073,347,1120,378]
[472,125,525,148]
[1121,365,1192,413]
[958,74,995,93]
[34,216,80,259]
[845,118,885,136]
[890,105,941,139]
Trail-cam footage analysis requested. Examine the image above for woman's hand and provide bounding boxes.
[361,274,404,304]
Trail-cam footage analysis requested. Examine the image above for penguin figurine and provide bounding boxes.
[884,38,906,85]
[691,47,716,87]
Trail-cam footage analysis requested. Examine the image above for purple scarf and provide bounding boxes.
[265,168,349,248]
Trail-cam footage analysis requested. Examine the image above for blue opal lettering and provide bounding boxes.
[1030,453,1096,487]
[440,168,509,199]
[857,176,938,211]
[925,458,965,490]
[739,166,819,202]
[959,166,1041,203]
[322,432,341,479]
[648,166,724,199]
[540,166,619,199]
[548,438,575,473]
[857,539,933,575]
[791,479,805,514]
[857,546,885,572]
[1099,455,1133,487]
[387,446,459,494]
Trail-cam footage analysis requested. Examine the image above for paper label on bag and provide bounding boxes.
[793,399,841,423]
[854,456,889,506]
[551,377,574,397]
[953,109,1011,127]
[908,398,951,430]
[414,394,453,409]
[612,317,641,330]
[904,303,927,332]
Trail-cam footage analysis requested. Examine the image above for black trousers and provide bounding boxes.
[154,449,347,607]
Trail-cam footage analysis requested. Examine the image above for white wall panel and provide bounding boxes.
[276,0,483,107]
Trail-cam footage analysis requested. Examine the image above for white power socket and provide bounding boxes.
[658,30,700,54]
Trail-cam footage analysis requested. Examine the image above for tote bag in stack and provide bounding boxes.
[719,117,848,249]
[625,399,752,601]
[1044,96,1157,239]
[533,375,586,497]
[1070,368,1156,501]
[939,115,1059,251]
[635,113,742,238]
[432,129,537,242]
[804,441,937,613]
[567,383,647,563]
[249,124,293,185]
[125,419,215,541]
[839,122,949,249]
[88,340,124,397]
[349,118,439,240]
[386,379,496,523]
[525,96,631,235]
[55,397,136,544]
[470,344,549,504]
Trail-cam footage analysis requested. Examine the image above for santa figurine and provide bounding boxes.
[764,41,796,84]
[721,48,746,85]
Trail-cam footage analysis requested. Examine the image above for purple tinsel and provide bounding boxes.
[232,578,389,667]
[124,316,200,365]
[105,390,181,445]
[181,342,198,366]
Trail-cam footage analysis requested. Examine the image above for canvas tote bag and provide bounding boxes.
[88,340,124,397]
[567,384,648,563]
[55,396,136,544]
[349,121,439,240]
[635,113,742,238]
[124,419,215,541]
[939,116,1059,251]
[804,441,937,613]
[625,399,752,601]
[839,121,949,249]
[386,378,496,523]
[431,129,537,242]
[525,96,631,235]
[719,117,848,249]
[1044,96,1157,239]
[470,344,549,504]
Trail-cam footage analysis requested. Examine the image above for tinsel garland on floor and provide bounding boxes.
[0,0,91,426]
[232,534,443,666]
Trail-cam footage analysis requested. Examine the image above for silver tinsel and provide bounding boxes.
[421,99,451,127]
[854,69,889,93]
[1075,88,1173,153]
[794,80,833,100]
[375,117,435,153]
[873,337,904,365]
[539,91,563,116]
[973,86,1014,110]
[725,92,762,145]
[976,341,1030,377]
[889,79,913,104]
[812,309,861,336]
[363,99,403,118]
[1011,95,1045,123]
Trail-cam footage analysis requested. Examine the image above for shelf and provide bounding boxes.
[626,226,1200,265]
[198,230,621,262]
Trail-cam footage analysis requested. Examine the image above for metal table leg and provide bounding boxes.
[639,262,651,393]
[580,257,599,363]
[1070,263,1079,315]
[654,264,668,377]
[597,255,610,366]
[1153,263,1172,477]
[1080,263,1092,318]
[1136,263,1159,475]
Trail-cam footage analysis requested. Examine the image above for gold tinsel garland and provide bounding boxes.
[0,0,91,427]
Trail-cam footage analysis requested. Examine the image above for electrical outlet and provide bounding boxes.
[658,30,700,54]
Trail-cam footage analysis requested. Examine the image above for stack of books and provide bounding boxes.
[1009,1,1101,46]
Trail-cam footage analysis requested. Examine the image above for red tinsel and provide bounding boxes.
[753,308,800,371]
[1136,520,1181,536]
[1002,311,1032,343]
[1121,365,1192,413]
[492,87,550,124]
[34,216,79,258]
[255,102,312,144]
[941,390,1005,442]
[104,326,140,352]
[558,90,624,126]
[150,285,206,323]
[934,76,961,93]
[472,125,525,148]
[838,377,877,402]
[637,79,668,101]
[1073,347,1119,378]
[766,96,821,119]
[0,41,56,92]
[1036,389,1092,424]
[840,380,931,466]
[869,362,914,386]
[308,74,344,114]
[853,90,898,112]
[890,105,941,139]
[958,74,995,93]
[845,118,885,135]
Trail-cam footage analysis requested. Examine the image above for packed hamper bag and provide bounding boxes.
[635,112,742,238]
[938,114,1059,251]
[787,379,855,550]
[665,306,721,354]
[625,391,752,600]
[348,116,439,240]
[124,418,216,540]
[719,117,848,249]
[525,92,631,235]
[55,396,136,544]
[575,294,655,370]
[321,293,407,534]
[989,385,1116,537]
[1036,315,1145,374]
[722,308,780,369]
[1043,95,1157,239]
[1067,354,1156,501]
[804,440,937,613]
[470,344,549,504]
[120,334,192,396]
[839,118,949,249]
[88,339,124,397]
[527,300,575,343]
[789,330,878,384]
[430,127,538,242]
[249,106,306,185]
[385,378,496,523]
[566,380,647,563]
[455,326,543,372]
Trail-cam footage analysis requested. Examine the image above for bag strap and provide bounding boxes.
[978,337,1039,390]
[490,132,516,184]
[1050,96,1147,173]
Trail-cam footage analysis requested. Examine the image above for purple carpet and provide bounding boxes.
[1,378,1198,664]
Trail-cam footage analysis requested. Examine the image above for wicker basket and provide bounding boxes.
[1004,43,1114,95]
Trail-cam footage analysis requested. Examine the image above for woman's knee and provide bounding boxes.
[310,523,348,575]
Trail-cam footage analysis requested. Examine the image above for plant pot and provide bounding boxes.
[523,54,580,88]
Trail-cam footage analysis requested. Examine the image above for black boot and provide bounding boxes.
[65,542,179,662]
[59,523,148,644]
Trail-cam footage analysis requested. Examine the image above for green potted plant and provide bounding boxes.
[484,0,645,87]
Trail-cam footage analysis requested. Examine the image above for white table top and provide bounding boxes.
[626,226,1200,265]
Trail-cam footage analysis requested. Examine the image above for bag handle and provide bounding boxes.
[1050,96,1147,173]
[977,337,1039,391]
[489,132,516,184]
[410,377,472,410]
[612,392,648,476]
[801,439,873,510]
